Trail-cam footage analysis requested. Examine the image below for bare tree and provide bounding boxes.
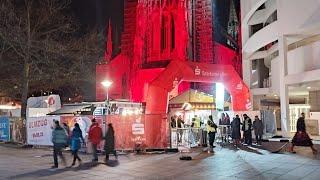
[0,0,103,120]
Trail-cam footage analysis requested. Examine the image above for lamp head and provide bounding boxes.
[101,80,112,88]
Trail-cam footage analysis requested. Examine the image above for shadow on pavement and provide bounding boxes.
[218,143,263,155]
[10,162,103,179]
[238,145,263,155]
[104,160,119,167]
[10,168,70,179]
[73,161,101,171]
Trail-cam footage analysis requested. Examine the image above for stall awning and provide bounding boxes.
[169,89,215,104]
[169,89,231,109]
[47,104,92,115]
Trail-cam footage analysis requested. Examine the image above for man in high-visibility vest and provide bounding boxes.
[207,115,217,149]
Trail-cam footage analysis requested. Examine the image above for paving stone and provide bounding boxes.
[1,144,320,180]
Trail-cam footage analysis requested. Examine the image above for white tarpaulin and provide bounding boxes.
[27,95,61,113]
[27,116,60,146]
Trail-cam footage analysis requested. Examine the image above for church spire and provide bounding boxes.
[227,0,239,50]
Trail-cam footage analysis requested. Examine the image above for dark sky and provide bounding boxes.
[71,0,239,40]
[71,0,124,31]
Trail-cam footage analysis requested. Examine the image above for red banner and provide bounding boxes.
[59,115,168,150]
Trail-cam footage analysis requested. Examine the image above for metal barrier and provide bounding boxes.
[216,125,231,145]
[171,127,207,148]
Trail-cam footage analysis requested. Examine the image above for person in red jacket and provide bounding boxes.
[88,118,102,162]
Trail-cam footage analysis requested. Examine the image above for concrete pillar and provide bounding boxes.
[242,53,251,87]
[242,53,253,109]
[278,35,290,136]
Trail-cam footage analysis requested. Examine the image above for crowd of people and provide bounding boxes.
[51,112,317,168]
[171,112,317,155]
[51,118,117,169]
[170,113,264,149]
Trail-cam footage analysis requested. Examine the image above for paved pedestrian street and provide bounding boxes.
[1,144,320,180]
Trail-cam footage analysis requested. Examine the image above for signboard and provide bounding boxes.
[27,116,60,146]
[0,117,10,141]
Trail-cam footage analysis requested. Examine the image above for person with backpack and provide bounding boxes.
[51,121,67,169]
[88,118,102,162]
[70,123,85,167]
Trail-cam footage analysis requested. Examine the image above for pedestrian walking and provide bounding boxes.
[242,114,252,146]
[51,121,67,169]
[63,123,70,147]
[88,118,102,162]
[290,113,318,154]
[231,115,241,146]
[104,123,118,161]
[70,123,84,167]
[207,115,217,150]
[252,116,263,145]
[63,123,70,137]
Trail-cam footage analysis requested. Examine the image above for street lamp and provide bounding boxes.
[101,80,112,101]
[101,80,112,132]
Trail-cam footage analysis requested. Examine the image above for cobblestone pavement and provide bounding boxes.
[0,144,320,180]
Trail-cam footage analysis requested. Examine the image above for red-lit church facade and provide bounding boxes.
[96,0,251,114]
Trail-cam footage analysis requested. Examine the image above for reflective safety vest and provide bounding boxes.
[194,118,201,128]
[207,121,216,133]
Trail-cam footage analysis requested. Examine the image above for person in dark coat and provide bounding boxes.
[70,123,84,167]
[207,115,218,149]
[242,114,252,146]
[290,113,317,154]
[231,115,241,146]
[104,123,118,161]
[253,116,263,145]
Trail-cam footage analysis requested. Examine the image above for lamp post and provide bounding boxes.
[101,80,112,132]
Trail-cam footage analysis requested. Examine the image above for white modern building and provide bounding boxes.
[241,0,320,136]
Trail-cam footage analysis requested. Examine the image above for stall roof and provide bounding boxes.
[169,89,215,104]
[169,89,231,108]
[47,103,92,115]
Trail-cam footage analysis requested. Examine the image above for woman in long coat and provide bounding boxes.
[104,123,118,161]
[231,115,241,146]
[291,113,317,154]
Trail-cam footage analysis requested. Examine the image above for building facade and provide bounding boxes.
[241,0,320,135]
[96,0,250,114]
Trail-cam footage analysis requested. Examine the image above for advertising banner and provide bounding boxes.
[108,115,146,150]
[0,117,10,141]
[27,116,60,146]
[60,116,94,140]
[109,114,168,150]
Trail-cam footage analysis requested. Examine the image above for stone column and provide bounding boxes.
[278,35,290,136]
